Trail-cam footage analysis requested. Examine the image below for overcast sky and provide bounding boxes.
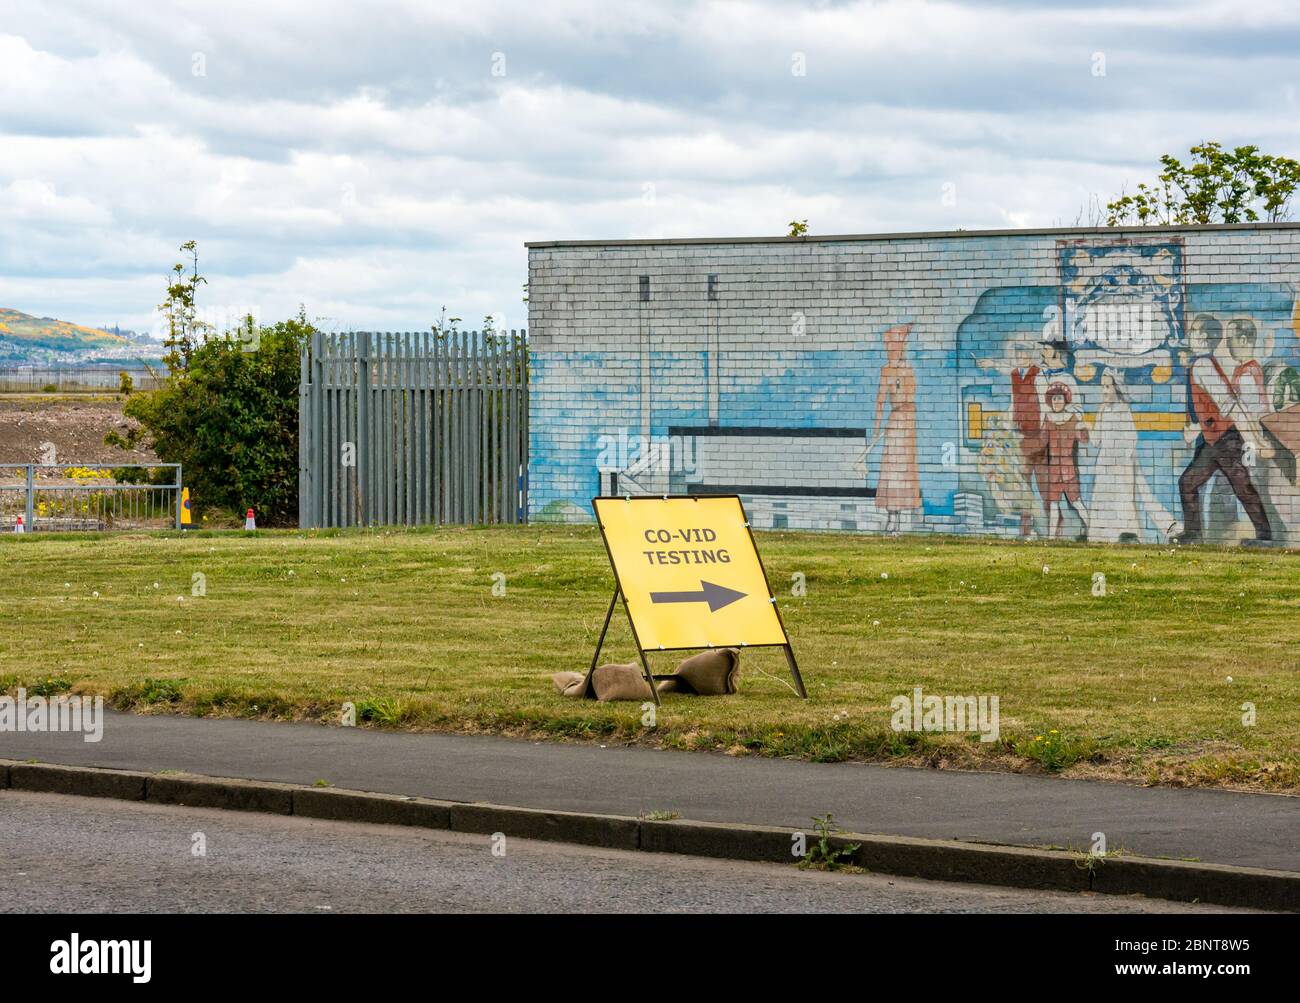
[3,0,1299,335]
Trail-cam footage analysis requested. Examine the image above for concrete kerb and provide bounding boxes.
[639,817,797,862]
[147,773,295,814]
[1091,855,1300,911]
[9,761,148,801]
[452,802,640,850]
[2,759,1296,911]
[848,833,1092,893]
[294,786,453,829]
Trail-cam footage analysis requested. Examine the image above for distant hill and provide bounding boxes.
[0,308,128,360]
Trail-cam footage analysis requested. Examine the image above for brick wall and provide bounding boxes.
[527,224,1300,544]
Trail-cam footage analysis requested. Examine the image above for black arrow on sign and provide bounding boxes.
[650,580,747,612]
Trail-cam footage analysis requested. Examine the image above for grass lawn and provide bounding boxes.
[1,525,1298,791]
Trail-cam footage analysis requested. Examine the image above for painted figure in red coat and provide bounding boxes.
[1042,383,1090,539]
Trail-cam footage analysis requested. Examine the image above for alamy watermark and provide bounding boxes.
[50,934,151,983]
[0,689,104,742]
[595,429,699,476]
[890,686,1000,743]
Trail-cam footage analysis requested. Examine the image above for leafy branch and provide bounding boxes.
[1107,142,1300,226]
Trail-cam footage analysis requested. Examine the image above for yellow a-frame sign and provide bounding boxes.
[590,495,807,704]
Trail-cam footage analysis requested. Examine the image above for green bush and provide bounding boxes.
[108,314,314,526]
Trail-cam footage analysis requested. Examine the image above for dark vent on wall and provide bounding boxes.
[707,274,718,301]
[639,275,650,301]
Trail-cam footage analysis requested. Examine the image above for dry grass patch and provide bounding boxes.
[1,524,1297,791]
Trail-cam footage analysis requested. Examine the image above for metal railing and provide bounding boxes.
[0,464,182,532]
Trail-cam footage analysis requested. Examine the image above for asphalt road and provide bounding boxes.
[0,790,1253,913]
[2,710,1296,871]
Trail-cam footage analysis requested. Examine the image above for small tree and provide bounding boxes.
[158,240,212,370]
[108,241,317,524]
[431,306,462,337]
[1107,142,1300,226]
[110,314,314,524]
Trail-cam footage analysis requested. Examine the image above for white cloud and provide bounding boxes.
[0,1,1298,331]
[0,179,112,225]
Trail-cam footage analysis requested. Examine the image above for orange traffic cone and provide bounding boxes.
[14,514,24,534]
[244,508,256,531]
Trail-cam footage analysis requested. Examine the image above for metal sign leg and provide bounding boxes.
[588,587,661,706]
[784,644,808,699]
[588,588,619,675]
[636,647,661,707]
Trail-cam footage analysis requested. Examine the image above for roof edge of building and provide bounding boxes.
[525,221,1300,249]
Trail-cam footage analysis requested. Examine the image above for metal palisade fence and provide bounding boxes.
[298,330,528,528]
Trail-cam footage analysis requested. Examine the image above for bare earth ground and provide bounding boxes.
[0,394,157,466]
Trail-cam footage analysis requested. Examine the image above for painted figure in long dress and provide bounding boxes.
[1088,369,1180,543]
[868,323,922,533]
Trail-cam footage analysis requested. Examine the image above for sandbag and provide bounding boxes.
[550,671,587,698]
[591,662,654,702]
[552,662,653,702]
[656,648,741,695]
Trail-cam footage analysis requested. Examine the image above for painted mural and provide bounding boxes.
[871,323,922,531]
[531,236,1300,546]
[959,239,1300,545]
